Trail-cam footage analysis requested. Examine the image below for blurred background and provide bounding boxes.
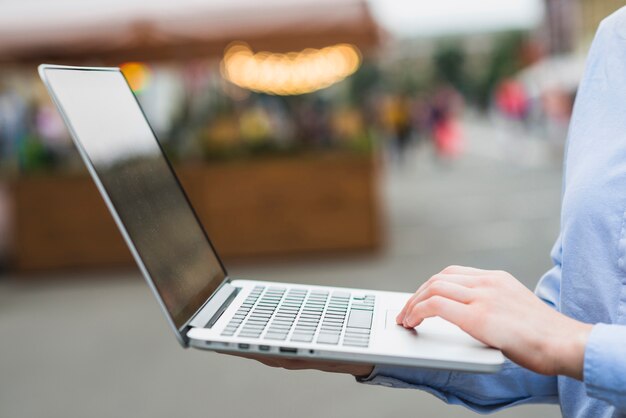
[0,0,620,417]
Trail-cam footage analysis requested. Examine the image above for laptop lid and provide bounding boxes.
[39,65,228,345]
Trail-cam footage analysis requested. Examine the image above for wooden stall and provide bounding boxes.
[12,154,382,272]
[2,0,385,272]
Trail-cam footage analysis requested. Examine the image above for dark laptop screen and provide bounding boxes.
[43,67,226,329]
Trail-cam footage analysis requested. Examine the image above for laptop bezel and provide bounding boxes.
[38,64,231,347]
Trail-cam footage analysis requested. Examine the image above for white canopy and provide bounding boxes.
[517,54,587,97]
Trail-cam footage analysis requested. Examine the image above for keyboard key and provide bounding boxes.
[295,322,317,328]
[265,333,288,341]
[326,306,347,311]
[303,312,322,317]
[242,324,265,330]
[269,320,291,326]
[345,327,370,335]
[321,327,342,333]
[291,333,314,342]
[343,332,370,340]
[345,335,370,342]
[268,325,292,331]
[248,319,269,325]
[351,305,374,311]
[295,323,317,329]
[274,314,296,319]
[298,318,320,324]
[317,333,340,345]
[347,310,373,329]
[239,333,261,339]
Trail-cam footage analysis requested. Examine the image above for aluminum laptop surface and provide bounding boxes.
[39,64,504,373]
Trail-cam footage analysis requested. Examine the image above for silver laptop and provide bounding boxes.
[39,64,504,372]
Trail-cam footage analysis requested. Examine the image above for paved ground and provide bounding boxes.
[0,117,565,418]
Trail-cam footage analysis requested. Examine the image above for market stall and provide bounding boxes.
[0,0,385,272]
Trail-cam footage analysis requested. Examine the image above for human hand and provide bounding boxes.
[219,351,374,378]
[396,265,593,380]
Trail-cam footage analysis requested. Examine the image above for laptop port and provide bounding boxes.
[258,345,270,351]
[279,347,297,354]
[238,343,250,350]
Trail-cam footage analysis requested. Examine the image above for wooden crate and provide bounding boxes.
[11,153,383,272]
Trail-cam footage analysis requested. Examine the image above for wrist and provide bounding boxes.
[547,318,592,380]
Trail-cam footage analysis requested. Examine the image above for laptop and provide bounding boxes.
[39,64,504,372]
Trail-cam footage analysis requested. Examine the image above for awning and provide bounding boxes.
[517,54,587,97]
[0,0,381,64]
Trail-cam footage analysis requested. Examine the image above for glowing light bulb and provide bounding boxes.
[221,42,362,96]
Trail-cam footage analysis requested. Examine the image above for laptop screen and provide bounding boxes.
[42,67,227,329]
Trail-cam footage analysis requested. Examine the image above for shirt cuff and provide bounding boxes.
[356,364,453,389]
[584,323,626,403]
[356,364,455,406]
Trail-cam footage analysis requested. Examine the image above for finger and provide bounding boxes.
[397,280,435,323]
[418,269,483,296]
[403,296,470,329]
[410,281,474,309]
[396,274,477,324]
[396,293,421,324]
[396,265,491,324]
[401,281,474,327]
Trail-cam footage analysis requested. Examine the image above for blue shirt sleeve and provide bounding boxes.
[358,361,558,413]
[357,237,563,412]
[584,323,626,409]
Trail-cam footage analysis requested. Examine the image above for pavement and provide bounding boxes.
[0,116,565,418]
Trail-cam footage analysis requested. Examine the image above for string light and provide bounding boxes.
[120,62,152,93]
[221,42,361,96]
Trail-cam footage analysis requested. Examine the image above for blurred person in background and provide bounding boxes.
[495,78,529,124]
[236,7,626,418]
[382,93,412,165]
[542,87,575,144]
[429,86,463,163]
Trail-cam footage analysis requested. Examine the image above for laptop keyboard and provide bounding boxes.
[220,286,375,348]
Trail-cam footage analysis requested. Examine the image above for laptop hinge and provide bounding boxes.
[188,282,240,329]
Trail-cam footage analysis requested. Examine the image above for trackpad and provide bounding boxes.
[385,309,485,348]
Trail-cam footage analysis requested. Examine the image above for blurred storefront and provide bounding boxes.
[542,0,625,54]
[501,0,626,146]
[579,0,625,44]
[0,0,386,272]
[543,0,579,54]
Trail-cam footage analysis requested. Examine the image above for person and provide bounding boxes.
[231,8,626,418]
[430,86,464,162]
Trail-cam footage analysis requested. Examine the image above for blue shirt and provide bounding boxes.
[360,8,626,418]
